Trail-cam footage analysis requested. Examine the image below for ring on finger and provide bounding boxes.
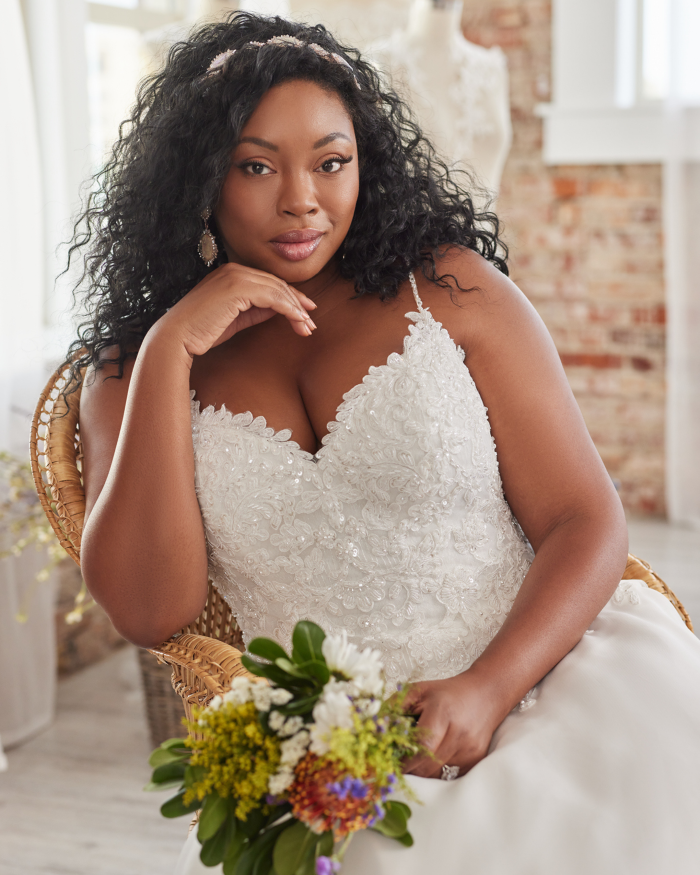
[440,764,459,782]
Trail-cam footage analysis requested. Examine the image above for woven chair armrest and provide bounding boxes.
[624,553,694,632]
[148,634,259,722]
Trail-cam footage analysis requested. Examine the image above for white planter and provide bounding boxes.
[0,549,56,748]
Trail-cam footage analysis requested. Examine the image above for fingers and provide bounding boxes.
[403,712,446,778]
[270,282,317,336]
[239,271,317,336]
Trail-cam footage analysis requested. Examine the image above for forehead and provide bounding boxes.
[238,79,356,147]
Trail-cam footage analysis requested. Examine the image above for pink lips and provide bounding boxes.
[270,229,324,262]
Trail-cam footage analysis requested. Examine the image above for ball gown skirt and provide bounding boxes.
[175,581,700,875]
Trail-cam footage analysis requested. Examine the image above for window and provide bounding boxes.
[86,0,190,170]
[540,0,700,164]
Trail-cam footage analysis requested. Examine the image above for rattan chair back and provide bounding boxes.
[29,361,243,648]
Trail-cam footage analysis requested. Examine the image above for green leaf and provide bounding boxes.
[276,693,322,716]
[274,658,307,677]
[149,745,189,769]
[236,822,288,875]
[291,621,326,665]
[317,831,334,857]
[371,801,408,838]
[237,808,266,839]
[160,737,190,751]
[160,791,201,819]
[295,830,334,875]
[247,637,289,663]
[252,857,273,875]
[394,830,414,847]
[152,760,187,785]
[386,801,411,819]
[185,765,207,789]
[296,856,317,875]
[223,831,248,875]
[143,777,185,793]
[241,656,314,689]
[200,816,235,867]
[272,822,318,875]
[198,795,230,842]
[293,659,330,686]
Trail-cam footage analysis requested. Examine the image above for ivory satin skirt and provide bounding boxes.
[175,580,700,875]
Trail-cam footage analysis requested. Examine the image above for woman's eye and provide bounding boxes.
[243,162,272,176]
[319,157,349,173]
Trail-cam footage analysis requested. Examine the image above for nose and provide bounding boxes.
[278,171,318,218]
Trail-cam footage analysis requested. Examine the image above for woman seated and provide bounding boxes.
[66,13,700,874]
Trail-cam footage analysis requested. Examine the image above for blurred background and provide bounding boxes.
[1,1,699,872]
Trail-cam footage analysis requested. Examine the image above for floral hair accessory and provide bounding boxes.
[204,35,361,89]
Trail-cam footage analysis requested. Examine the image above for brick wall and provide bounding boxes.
[464,1,667,516]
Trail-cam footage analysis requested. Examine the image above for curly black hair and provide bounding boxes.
[63,11,508,384]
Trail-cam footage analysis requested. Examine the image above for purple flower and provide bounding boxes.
[316,856,340,875]
[266,794,282,806]
[328,775,368,801]
[349,777,368,799]
[368,802,385,828]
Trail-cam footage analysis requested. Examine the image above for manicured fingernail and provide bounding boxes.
[306,319,317,330]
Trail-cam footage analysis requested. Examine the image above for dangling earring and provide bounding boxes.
[198,207,218,267]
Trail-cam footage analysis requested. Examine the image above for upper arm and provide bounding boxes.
[430,248,625,553]
[80,351,137,525]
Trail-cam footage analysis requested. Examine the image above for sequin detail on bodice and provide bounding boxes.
[191,276,534,690]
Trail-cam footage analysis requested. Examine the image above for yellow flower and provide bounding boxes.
[185,700,281,821]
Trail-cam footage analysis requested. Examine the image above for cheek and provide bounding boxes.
[329,174,359,228]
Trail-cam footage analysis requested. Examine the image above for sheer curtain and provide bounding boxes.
[664,0,700,528]
[0,0,56,753]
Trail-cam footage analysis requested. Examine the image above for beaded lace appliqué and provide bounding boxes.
[191,278,535,690]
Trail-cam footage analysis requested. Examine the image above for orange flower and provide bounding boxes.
[288,753,383,840]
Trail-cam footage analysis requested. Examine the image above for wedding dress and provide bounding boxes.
[176,275,700,874]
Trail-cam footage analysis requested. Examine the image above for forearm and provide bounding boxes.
[82,330,208,646]
[467,507,628,724]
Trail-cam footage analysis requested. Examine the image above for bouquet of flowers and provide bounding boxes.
[147,621,421,875]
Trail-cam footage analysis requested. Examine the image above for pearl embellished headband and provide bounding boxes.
[205,35,361,89]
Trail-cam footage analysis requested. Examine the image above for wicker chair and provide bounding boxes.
[29,362,694,734]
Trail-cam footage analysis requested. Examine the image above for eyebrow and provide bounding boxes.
[312,132,352,149]
[237,132,352,152]
[238,136,278,151]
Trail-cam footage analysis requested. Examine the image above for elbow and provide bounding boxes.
[81,542,208,649]
[111,616,190,650]
[93,592,207,650]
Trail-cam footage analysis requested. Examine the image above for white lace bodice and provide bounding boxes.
[191,275,534,689]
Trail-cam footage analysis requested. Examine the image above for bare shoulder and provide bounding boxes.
[82,346,138,419]
[415,245,542,356]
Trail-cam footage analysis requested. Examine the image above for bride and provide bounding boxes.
[68,12,700,874]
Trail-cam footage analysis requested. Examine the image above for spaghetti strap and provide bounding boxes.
[408,272,424,311]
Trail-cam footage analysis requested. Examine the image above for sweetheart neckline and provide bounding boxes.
[190,306,466,462]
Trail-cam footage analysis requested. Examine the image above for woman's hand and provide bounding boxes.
[401,670,506,779]
[150,262,318,360]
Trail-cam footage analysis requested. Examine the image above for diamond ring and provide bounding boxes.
[440,764,460,781]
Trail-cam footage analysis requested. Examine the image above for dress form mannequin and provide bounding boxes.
[238,0,291,16]
[368,0,512,197]
[289,0,408,53]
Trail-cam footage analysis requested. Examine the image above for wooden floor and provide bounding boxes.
[0,519,697,874]
[0,646,186,875]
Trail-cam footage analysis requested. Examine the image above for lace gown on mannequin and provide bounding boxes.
[176,276,700,874]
